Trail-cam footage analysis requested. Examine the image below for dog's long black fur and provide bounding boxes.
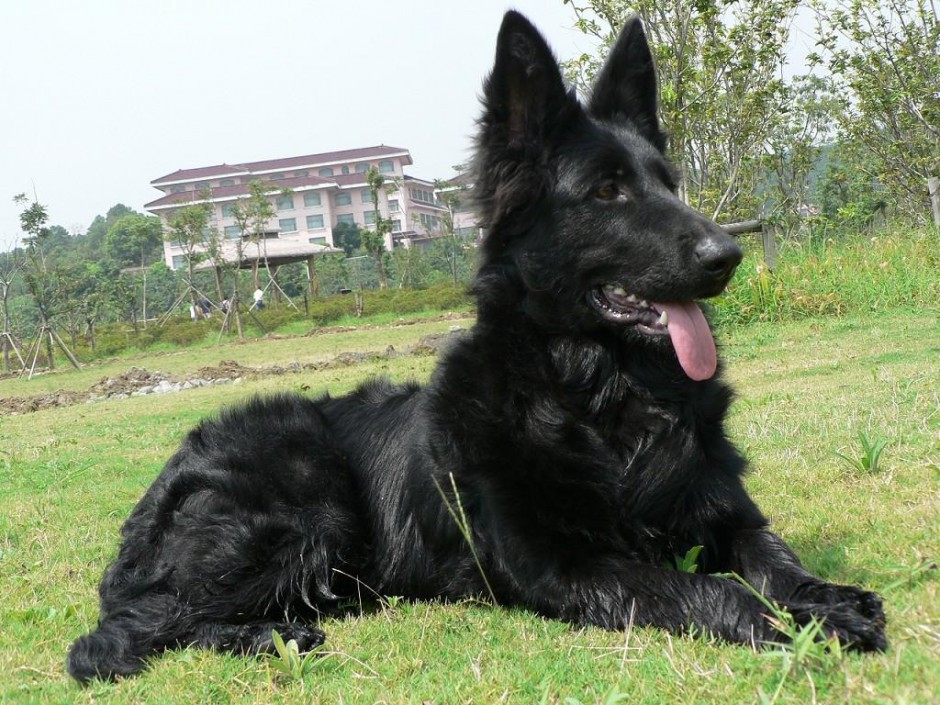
[68,12,886,684]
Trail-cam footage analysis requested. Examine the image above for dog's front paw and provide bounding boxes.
[779,600,888,653]
[793,581,886,625]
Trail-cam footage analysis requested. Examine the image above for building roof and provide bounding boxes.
[194,238,342,270]
[151,145,412,186]
[144,174,336,210]
[150,164,249,185]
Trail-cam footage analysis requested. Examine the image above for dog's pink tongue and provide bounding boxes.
[654,301,717,381]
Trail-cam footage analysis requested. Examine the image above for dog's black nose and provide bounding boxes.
[695,235,743,280]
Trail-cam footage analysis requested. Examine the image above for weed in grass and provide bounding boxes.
[725,572,844,705]
[267,629,322,681]
[672,545,704,573]
[433,472,498,604]
[835,432,890,474]
[880,558,938,593]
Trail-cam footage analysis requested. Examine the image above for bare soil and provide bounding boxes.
[0,329,466,416]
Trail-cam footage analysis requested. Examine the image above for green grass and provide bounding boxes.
[0,313,469,398]
[714,227,940,325]
[1,308,937,704]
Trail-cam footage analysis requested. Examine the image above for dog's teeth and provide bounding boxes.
[639,300,649,308]
[612,286,627,297]
[658,310,669,326]
[626,294,637,303]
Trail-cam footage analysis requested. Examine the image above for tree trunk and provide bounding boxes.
[213,265,225,304]
[141,250,148,329]
[307,256,320,299]
[44,326,55,370]
[87,319,97,352]
[233,289,244,339]
[375,253,388,290]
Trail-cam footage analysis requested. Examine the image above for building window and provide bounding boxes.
[171,254,187,269]
[388,199,399,212]
[220,178,235,187]
[341,165,350,175]
[355,163,369,173]
[170,185,186,194]
[306,214,325,230]
[276,194,294,211]
[308,236,327,245]
[410,188,435,204]
[391,219,401,232]
[319,167,334,177]
[419,213,440,229]
[361,189,373,204]
[334,192,352,207]
[336,214,355,226]
[278,218,297,233]
[224,225,241,239]
[364,211,376,225]
[294,170,309,178]
[270,173,286,180]
[221,204,235,218]
[195,181,210,190]
[303,192,321,207]
[378,160,394,174]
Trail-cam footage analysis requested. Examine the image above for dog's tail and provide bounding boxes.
[67,591,181,684]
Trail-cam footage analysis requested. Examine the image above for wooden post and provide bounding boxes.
[760,223,778,271]
[928,177,940,232]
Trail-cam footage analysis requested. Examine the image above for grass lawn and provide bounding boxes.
[0,309,937,704]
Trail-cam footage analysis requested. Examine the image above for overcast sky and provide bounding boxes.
[0,1,817,247]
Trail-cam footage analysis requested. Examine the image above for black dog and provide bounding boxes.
[67,12,886,683]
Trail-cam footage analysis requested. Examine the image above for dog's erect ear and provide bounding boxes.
[588,17,666,152]
[481,11,570,149]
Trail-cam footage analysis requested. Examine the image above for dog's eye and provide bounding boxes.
[594,184,621,201]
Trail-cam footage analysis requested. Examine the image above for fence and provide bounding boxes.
[721,219,777,270]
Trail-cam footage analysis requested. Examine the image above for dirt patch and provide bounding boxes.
[0,328,467,417]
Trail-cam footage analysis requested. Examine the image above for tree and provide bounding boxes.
[13,193,81,372]
[433,180,474,287]
[104,212,165,326]
[332,221,362,256]
[810,0,939,222]
[761,74,842,234]
[389,244,429,289]
[362,167,391,289]
[103,213,164,269]
[57,260,112,348]
[315,254,351,295]
[221,180,278,337]
[82,204,135,261]
[564,0,799,221]
[813,142,887,230]
[165,199,213,320]
[0,245,26,370]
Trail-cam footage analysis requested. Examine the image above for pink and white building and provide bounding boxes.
[146,145,449,269]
